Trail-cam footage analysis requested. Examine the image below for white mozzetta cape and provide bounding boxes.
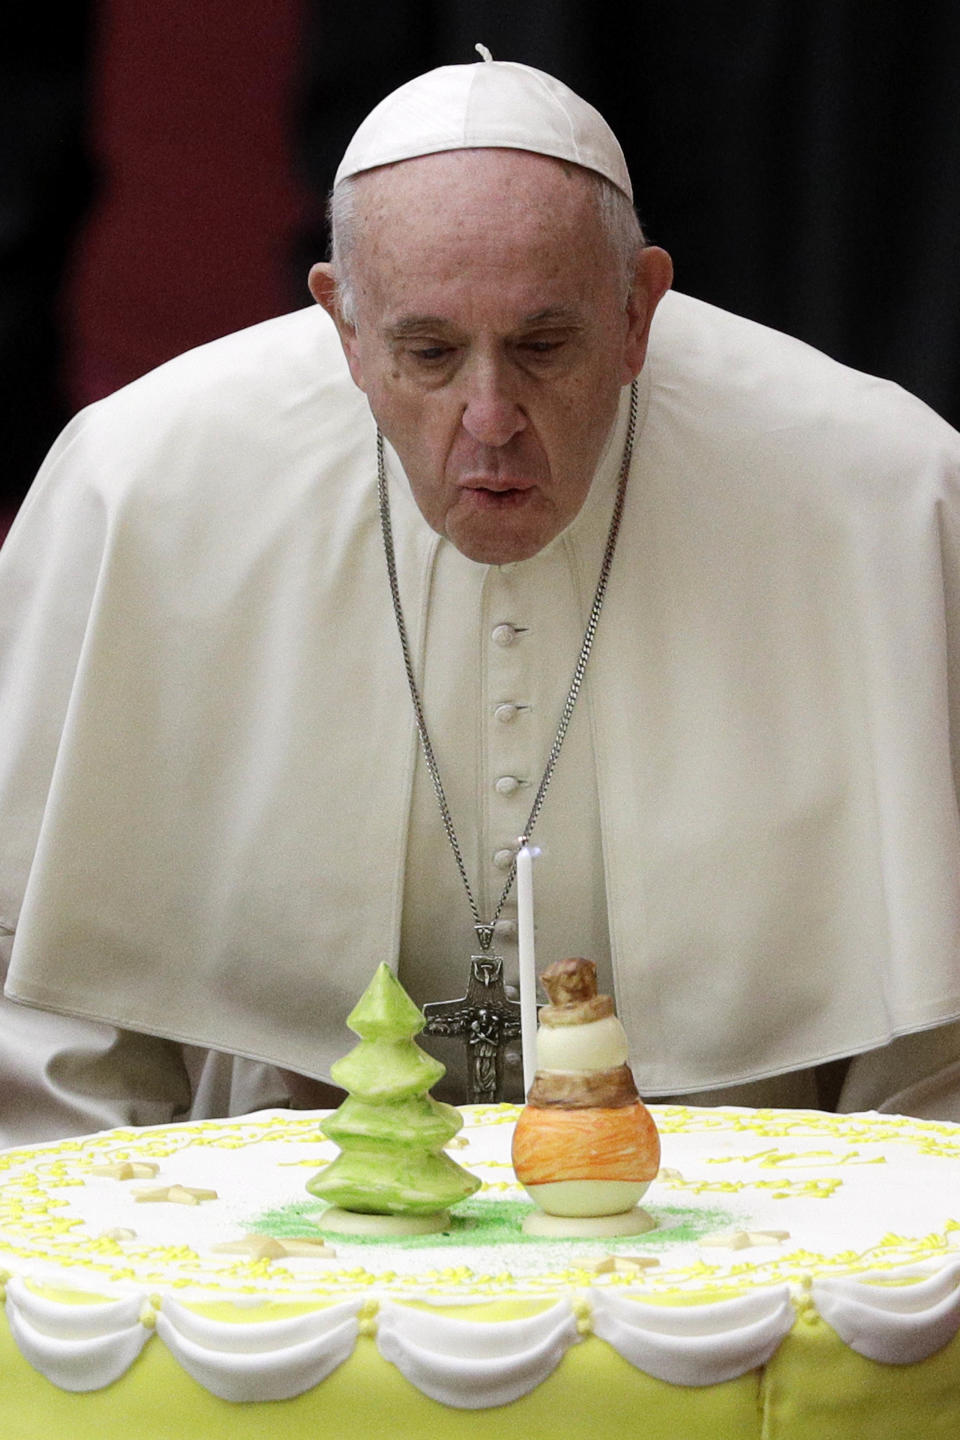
[2,292,960,1093]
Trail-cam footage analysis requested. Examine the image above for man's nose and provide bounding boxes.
[460,360,527,447]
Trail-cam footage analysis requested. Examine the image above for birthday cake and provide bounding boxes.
[2,1102,960,1438]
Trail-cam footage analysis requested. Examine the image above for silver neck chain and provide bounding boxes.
[377,380,638,953]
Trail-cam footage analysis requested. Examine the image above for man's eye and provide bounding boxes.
[522,339,564,356]
[410,345,453,363]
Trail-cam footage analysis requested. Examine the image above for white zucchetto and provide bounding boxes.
[334,48,633,199]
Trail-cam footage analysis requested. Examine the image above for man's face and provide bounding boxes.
[312,149,669,564]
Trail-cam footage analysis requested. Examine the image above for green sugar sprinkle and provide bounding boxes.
[247,1199,738,1250]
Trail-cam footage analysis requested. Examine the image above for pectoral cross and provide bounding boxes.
[422,953,522,1103]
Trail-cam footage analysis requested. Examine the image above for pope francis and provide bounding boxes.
[2,54,960,1141]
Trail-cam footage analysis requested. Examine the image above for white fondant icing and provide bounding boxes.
[5,1280,150,1391]
[590,1285,796,1387]
[376,1297,579,1408]
[156,1296,363,1402]
[318,1206,450,1236]
[535,1015,629,1071]
[813,1260,960,1365]
[523,1178,652,1217]
[522,1205,656,1237]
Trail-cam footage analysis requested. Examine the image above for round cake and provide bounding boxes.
[1,1103,959,1437]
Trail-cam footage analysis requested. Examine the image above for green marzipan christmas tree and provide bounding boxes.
[307,964,481,1217]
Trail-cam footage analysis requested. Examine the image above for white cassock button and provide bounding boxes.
[495,918,518,939]
[493,848,516,871]
[495,703,520,724]
[495,775,521,796]
[491,623,518,647]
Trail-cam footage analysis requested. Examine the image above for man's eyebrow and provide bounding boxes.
[519,307,584,327]
[383,307,585,340]
[382,315,453,339]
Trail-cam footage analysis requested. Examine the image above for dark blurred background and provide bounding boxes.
[2,0,958,537]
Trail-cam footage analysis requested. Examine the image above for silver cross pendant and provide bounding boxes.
[422,955,522,1104]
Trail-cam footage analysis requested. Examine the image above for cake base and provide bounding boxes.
[521,1205,657,1237]
[2,1103,960,1436]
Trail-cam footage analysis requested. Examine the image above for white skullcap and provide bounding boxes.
[334,47,633,200]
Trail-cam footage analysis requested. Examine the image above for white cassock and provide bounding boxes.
[2,291,960,1142]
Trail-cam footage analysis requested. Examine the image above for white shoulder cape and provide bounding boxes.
[2,292,960,1092]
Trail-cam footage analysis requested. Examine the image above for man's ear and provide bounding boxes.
[308,262,366,391]
[621,246,673,382]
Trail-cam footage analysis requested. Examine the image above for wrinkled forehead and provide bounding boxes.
[339,151,625,326]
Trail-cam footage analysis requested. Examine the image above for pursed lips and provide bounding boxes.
[458,477,538,493]
[457,486,540,513]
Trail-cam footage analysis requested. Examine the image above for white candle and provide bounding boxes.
[516,843,539,1095]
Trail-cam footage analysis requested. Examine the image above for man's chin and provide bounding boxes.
[444,493,562,564]
[446,524,557,565]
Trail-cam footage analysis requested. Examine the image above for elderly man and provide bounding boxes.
[2,55,960,1141]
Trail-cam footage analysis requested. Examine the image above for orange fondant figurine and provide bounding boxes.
[512,957,660,1235]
